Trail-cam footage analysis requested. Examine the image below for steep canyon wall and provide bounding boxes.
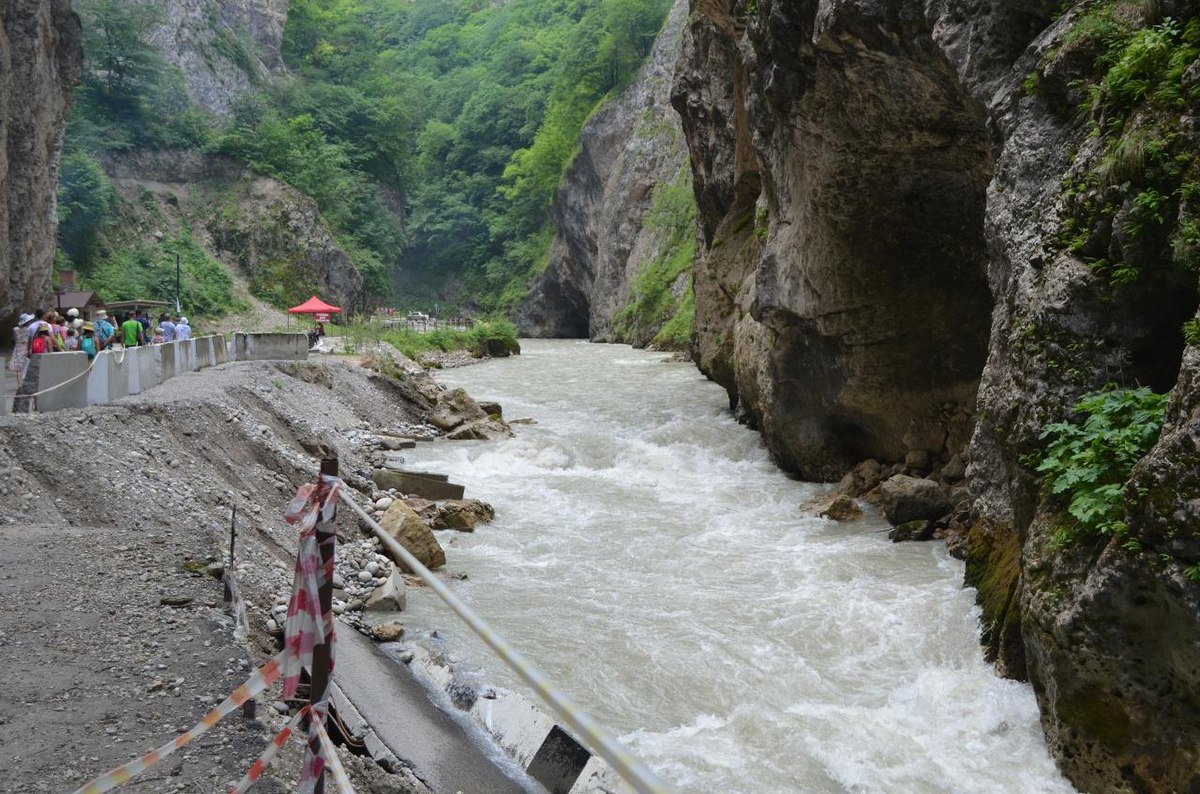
[518,0,693,347]
[141,0,288,115]
[0,0,81,338]
[675,0,1200,790]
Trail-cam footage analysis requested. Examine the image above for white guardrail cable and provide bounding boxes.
[337,489,672,794]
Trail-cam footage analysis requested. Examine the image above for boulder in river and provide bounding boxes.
[365,570,406,612]
[432,499,496,531]
[815,494,863,522]
[888,520,936,542]
[878,475,950,525]
[377,501,445,572]
[429,388,487,430]
[446,416,513,441]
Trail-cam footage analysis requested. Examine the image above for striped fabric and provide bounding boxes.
[313,706,357,793]
[230,706,309,794]
[280,474,341,701]
[298,702,329,794]
[73,649,288,794]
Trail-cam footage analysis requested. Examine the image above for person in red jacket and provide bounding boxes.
[29,326,52,356]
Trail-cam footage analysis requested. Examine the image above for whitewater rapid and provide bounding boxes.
[400,339,1073,793]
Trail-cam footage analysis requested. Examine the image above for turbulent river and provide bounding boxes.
[401,339,1073,793]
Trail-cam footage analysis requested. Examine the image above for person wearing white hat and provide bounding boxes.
[175,316,191,340]
[7,313,37,388]
[93,309,116,350]
[66,307,79,319]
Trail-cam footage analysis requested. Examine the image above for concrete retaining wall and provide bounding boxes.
[127,346,156,395]
[234,332,307,361]
[15,352,90,412]
[15,333,309,413]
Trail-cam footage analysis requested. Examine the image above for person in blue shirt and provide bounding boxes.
[159,313,176,342]
[92,310,116,350]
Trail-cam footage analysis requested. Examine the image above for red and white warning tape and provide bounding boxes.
[73,649,288,794]
[231,706,309,793]
[75,474,349,793]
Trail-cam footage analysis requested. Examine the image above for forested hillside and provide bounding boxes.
[56,0,673,319]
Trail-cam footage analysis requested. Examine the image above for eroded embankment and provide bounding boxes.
[0,354,505,792]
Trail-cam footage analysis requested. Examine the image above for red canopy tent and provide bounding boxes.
[287,296,341,315]
[287,296,341,328]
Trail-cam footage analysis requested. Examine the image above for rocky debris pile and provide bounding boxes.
[0,357,502,791]
[429,388,513,441]
[810,455,971,555]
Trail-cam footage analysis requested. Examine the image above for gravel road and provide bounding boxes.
[0,355,466,792]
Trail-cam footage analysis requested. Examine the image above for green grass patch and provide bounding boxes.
[381,317,520,360]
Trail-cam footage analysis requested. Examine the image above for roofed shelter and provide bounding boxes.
[287,296,341,327]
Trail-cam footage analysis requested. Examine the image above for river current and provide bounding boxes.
[401,339,1073,793]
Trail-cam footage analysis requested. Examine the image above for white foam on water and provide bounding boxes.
[399,340,1076,793]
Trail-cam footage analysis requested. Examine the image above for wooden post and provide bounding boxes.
[308,456,338,794]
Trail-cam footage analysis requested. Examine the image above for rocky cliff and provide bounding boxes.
[143,0,287,115]
[675,0,1200,789]
[518,0,693,347]
[102,151,364,312]
[0,0,81,339]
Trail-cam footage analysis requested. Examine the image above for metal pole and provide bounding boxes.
[175,253,181,314]
[308,457,338,794]
[224,505,236,605]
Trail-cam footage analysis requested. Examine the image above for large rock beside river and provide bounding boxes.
[431,499,496,531]
[378,500,445,572]
[877,475,949,525]
[428,388,487,431]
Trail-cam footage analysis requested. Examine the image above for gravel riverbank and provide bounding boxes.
[0,353,508,792]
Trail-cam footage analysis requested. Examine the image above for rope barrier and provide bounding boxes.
[338,488,672,794]
[313,708,356,793]
[14,351,98,404]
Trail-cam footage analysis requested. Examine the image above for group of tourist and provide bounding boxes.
[6,308,191,388]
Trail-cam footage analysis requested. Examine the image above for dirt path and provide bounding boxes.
[0,524,288,793]
[0,356,485,792]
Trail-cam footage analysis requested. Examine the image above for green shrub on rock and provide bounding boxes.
[1035,386,1167,545]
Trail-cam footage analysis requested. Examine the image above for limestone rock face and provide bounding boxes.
[0,0,82,339]
[377,500,445,572]
[517,0,689,346]
[673,0,991,481]
[676,0,1200,787]
[143,0,288,115]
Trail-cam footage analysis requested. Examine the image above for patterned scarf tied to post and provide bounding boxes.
[282,473,342,791]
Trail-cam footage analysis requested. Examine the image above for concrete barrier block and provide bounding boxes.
[17,352,89,412]
[107,349,130,402]
[213,335,229,364]
[175,339,196,373]
[234,332,308,361]
[155,342,176,384]
[87,350,111,405]
[127,346,156,394]
[194,336,215,369]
